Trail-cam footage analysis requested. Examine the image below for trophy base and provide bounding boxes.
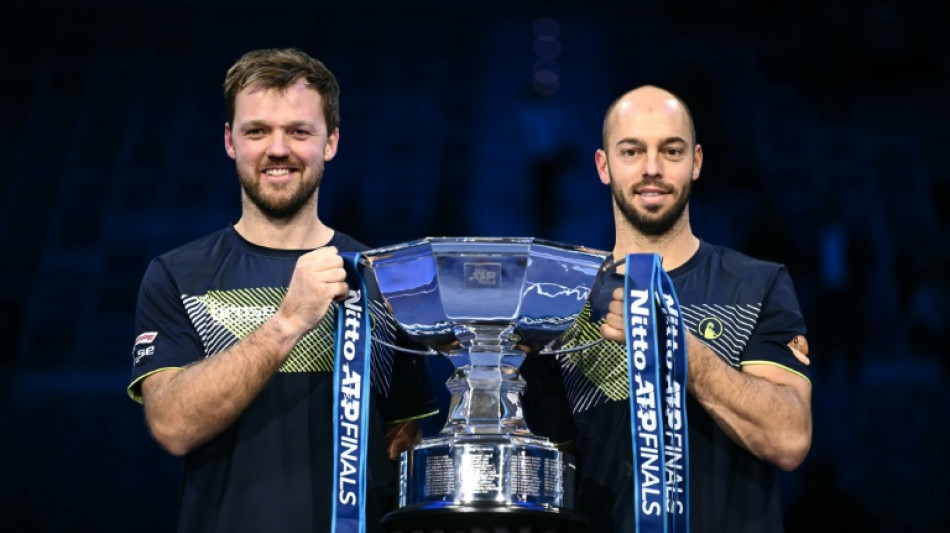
[380,503,590,533]
[398,435,574,509]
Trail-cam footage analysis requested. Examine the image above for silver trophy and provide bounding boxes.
[360,237,608,532]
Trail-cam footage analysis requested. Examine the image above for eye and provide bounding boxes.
[619,147,642,157]
[292,129,314,138]
[244,128,266,138]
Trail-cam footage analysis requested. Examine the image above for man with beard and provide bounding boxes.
[523,85,812,532]
[126,48,436,533]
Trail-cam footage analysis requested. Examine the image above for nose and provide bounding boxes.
[643,150,662,178]
[266,132,291,158]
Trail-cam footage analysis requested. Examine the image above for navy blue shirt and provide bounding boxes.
[128,227,437,533]
[523,240,809,533]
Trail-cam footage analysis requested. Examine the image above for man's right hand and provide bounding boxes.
[274,246,350,338]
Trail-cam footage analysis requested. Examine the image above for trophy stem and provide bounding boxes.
[441,358,531,436]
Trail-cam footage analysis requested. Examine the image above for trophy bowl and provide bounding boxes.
[360,237,608,533]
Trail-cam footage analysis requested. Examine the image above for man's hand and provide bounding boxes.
[787,335,810,365]
[274,246,350,339]
[385,420,420,461]
[600,287,627,343]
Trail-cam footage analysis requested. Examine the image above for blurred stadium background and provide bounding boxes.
[0,1,946,531]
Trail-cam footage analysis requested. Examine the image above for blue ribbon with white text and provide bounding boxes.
[624,253,690,533]
[331,252,373,533]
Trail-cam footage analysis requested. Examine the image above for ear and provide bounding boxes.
[323,127,340,162]
[224,122,236,160]
[692,143,703,181]
[595,149,610,185]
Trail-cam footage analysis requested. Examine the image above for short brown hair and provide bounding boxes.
[223,47,340,133]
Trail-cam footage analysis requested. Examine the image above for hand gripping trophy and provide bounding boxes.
[359,237,609,533]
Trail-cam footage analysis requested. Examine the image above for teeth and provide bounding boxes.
[264,169,290,176]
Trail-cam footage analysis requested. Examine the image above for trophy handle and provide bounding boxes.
[538,338,606,355]
[534,255,620,356]
[372,336,439,356]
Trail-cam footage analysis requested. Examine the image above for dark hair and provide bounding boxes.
[223,47,340,133]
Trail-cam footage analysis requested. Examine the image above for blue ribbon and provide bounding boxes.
[658,262,689,532]
[331,252,373,533]
[624,253,690,533]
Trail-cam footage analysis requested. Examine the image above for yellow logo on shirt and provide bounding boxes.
[697,317,723,340]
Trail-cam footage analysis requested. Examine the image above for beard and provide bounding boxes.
[238,159,322,219]
[610,170,692,237]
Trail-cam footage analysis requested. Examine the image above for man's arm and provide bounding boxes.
[601,287,812,471]
[140,247,349,456]
[682,334,811,471]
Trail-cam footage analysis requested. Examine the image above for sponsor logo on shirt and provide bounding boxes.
[135,331,158,345]
[210,304,277,323]
[697,317,723,340]
[133,331,158,365]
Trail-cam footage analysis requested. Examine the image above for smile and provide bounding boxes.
[264,168,292,176]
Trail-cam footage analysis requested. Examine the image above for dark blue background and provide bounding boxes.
[0,1,947,531]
